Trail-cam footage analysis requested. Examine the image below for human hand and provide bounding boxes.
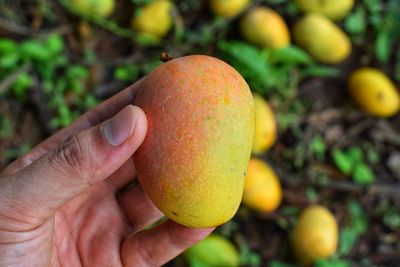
[0,80,214,267]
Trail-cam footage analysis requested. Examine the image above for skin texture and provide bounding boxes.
[240,7,290,49]
[209,0,250,18]
[0,80,214,267]
[242,158,282,212]
[293,13,351,64]
[184,235,239,267]
[292,205,338,266]
[131,0,174,39]
[252,93,277,154]
[348,68,400,117]
[133,55,255,228]
[295,0,354,20]
[70,0,115,17]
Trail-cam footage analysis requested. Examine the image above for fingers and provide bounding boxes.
[0,105,147,224]
[121,221,214,267]
[1,79,144,176]
[118,185,164,233]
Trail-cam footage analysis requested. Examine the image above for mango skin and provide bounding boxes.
[133,55,255,228]
[184,235,239,267]
[242,159,282,212]
[295,0,355,20]
[348,68,400,117]
[70,0,115,17]
[252,93,277,154]
[131,0,173,39]
[210,0,250,18]
[240,7,290,49]
[293,13,351,64]
[292,205,338,266]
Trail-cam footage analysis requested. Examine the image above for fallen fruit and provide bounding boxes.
[252,93,277,154]
[295,0,355,20]
[240,6,290,49]
[69,0,115,17]
[131,0,174,39]
[293,13,351,64]
[133,55,255,228]
[209,0,250,18]
[348,68,400,117]
[242,158,282,212]
[184,235,240,267]
[292,205,338,266]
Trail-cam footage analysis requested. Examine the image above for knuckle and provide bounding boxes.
[55,135,89,175]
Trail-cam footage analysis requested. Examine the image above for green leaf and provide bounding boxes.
[301,66,340,78]
[314,259,350,267]
[375,31,391,63]
[114,64,139,82]
[383,209,400,230]
[269,260,297,267]
[269,45,313,65]
[347,147,363,163]
[45,35,64,55]
[310,135,326,160]
[344,6,366,34]
[20,40,51,61]
[352,162,375,185]
[332,149,353,175]
[12,73,33,100]
[0,38,17,54]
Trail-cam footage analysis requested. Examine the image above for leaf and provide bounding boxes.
[310,135,326,160]
[114,64,139,82]
[12,73,33,100]
[45,35,64,55]
[301,66,340,78]
[269,260,297,267]
[347,147,363,163]
[332,149,353,175]
[20,40,52,61]
[352,162,375,185]
[344,6,366,34]
[375,31,391,63]
[383,209,400,230]
[269,45,313,65]
[314,259,350,267]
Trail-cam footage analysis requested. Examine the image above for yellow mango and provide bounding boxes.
[252,93,277,154]
[240,7,290,49]
[242,159,282,212]
[292,205,338,266]
[133,55,255,228]
[69,0,115,17]
[209,0,250,18]
[293,13,351,64]
[348,68,400,117]
[295,0,355,20]
[184,235,239,267]
[131,0,174,39]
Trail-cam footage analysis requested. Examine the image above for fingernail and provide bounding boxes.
[101,106,136,146]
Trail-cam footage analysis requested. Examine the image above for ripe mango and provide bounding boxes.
[252,93,277,154]
[295,0,354,20]
[348,68,400,117]
[69,0,115,17]
[292,205,338,266]
[133,55,255,228]
[242,158,282,212]
[293,14,351,64]
[184,235,239,267]
[240,7,290,49]
[209,0,250,18]
[131,0,174,39]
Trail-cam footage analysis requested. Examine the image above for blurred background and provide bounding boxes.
[0,0,399,266]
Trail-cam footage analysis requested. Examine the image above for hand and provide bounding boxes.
[0,80,214,267]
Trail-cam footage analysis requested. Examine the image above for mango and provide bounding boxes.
[69,0,115,17]
[348,68,400,117]
[295,0,354,20]
[210,0,250,18]
[131,0,174,39]
[292,205,338,266]
[240,7,290,49]
[252,93,277,154]
[242,159,282,212]
[133,55,255,228]
[293,14,351,64]
[184,235,239,267]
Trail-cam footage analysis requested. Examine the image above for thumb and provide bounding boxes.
[0,105,147,223]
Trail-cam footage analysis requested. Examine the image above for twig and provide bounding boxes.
[0,17,71,37]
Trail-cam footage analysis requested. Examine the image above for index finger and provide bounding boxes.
[1,78,144,176]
